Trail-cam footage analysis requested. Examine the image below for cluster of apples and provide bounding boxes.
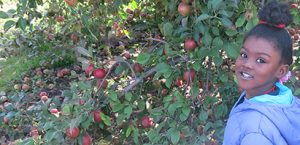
[65,127,92,145]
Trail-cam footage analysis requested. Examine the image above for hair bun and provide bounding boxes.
[258,0,293,27]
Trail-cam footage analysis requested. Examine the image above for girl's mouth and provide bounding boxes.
[239,71,254,80]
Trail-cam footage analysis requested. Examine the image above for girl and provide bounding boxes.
[223,1,300,145]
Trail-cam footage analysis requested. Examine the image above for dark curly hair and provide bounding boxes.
[244,0,293,65]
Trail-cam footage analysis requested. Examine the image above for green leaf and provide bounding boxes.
[116,114,126,125]
[182,107,190,116]
[17,17,27,30]
[235,14,246,27]
[22,138,35,145]
[0,11,8,19]
[225,43,240,59]
[125,92,133,101]
[62,104,72,114]
[150,107,163,116]
[179,113,189,121]
[170,129,180,144]
[221,17,232,28]
[163,22,173,37]
[111,101,124,112]
[211,27,220,36]
[124,106,133,118]
[108,91,118,102]
[101,112,112,126]
[156,62,171,74]
[148,129,161,143]
[167,104,177,116]
[199,110,208,122]
[43,122,54,130]
[225,29,238,36]
[213,57,223,67]
[203,32,212,46]
[62,90,73,98]
[137,100,145,110]
[295,88,300,96]
[126,125,133,137]
[212,37,223,48]
[137,53,150,65]
[191,83,199,97]
[219,72,228,83]
[196,13,210,23]
[45,130,61,142]
[4,20,15,32]
[214,104,228,118]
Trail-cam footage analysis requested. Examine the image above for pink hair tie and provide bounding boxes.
[279,71,291,84]
[259,20,286,29]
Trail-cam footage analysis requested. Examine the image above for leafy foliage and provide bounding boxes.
[0,0,300,144]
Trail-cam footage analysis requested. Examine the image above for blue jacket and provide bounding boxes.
[223,83,300,145]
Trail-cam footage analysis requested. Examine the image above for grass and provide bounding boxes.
[0,54,44,91]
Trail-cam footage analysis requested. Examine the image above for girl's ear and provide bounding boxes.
[276,64,289,79]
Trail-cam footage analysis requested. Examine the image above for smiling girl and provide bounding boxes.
[223,1,300,145]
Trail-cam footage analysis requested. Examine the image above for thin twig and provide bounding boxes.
[120,67,157,96]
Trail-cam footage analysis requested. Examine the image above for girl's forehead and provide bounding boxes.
[243,37,281,57]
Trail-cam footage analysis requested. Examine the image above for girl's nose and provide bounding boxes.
[242,59,253,69]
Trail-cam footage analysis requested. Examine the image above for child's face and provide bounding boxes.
[235,36,285,98]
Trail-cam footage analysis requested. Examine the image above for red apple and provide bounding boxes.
[39,92,48,98]
[184,38,197,51]
[50,108,59,114]
[41,95,48,102]
[141,116,153,128]
[83,133,92,145]
[22,84,31,91]
[124,52,131,59]
[55,15,64,22]
[23,76,30,83]
[93,68,106,79]
[97,79,108,89]
[61,68,70,75]
[178,2,190,16]
[93,110,102,123]
[290,3,298,9]
[175,78,183,87]
[30,126,39,137]
[85,63,94,77]
[70,34,78,43]
[126,8,134,14]
[161,89,168,95]
[183,69,196,82]
[134,63,144,73]
[79,99,85,105]
[64,0,78,7]
[65,127,80,138]
[3,117,9,124]
[56,70,64,78]
[47,34,54,41]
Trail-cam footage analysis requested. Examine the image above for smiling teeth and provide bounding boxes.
[241,72,253,78]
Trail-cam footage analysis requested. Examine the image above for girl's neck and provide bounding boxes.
[245,83,277,99]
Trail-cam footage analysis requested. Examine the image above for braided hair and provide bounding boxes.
[244,0,293,65]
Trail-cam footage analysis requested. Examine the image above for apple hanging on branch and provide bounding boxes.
[184,38,197,51]
[65,127,80,139]
[178,2,190,17]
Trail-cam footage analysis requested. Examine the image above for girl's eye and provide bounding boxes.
[240,52,247,58]
[256,58,265,63]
